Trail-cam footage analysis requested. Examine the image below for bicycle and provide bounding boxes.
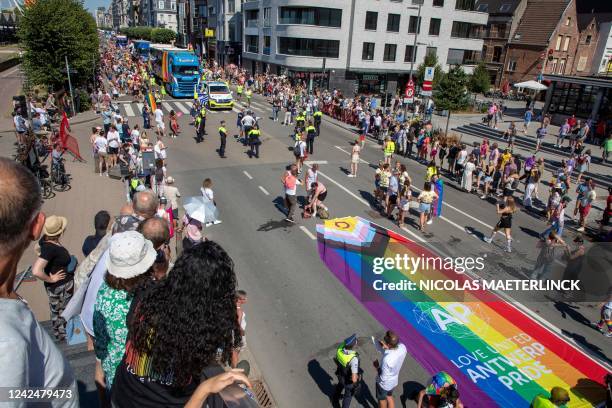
[31,163,54,199]
[51,157,70,192]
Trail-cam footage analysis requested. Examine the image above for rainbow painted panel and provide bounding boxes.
[316,217,607,407]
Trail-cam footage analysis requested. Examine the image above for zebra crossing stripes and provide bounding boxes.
[136,103,144,114]
[124,104,135,117]
[175,102,190,114]
[161,102,174,112]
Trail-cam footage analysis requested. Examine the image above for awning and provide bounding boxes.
[513,80,548,91]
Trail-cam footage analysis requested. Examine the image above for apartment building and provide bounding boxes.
[140,0,178,31]
[209,0,243,65]
[241,0,487,96]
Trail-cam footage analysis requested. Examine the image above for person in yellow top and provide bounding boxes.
[236,84,243,101]
[500,148,512,169]
[245,88,252,107]
[305,121,317,155]
[425,161,438,182]
[530,387,570,408]
[248,124,261,158]
[313,110,323,135]
[218,120,227,158]
[383,137,395,165]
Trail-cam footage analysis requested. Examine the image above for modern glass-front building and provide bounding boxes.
[543,74,612,123]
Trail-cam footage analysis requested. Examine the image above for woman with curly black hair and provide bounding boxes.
[111,241,241,407]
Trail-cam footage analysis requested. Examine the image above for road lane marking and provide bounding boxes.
[185,101,193,108]
[124,104,135,117]
[304,160,328,165]
[136,103,144,113]
[175,102,190,114]
[258,185,270,195]
[314,169,369,206]
[162,102,173,112]
[299,226,317,240]
[400,226,428,243]
[243,170,253,179]
[1,66,20,78]
[232,107,241,113]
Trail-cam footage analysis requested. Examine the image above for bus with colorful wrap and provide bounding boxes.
[149,44,200,98]
[132,40,150,61]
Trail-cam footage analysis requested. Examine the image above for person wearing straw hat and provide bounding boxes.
[93,231,157,391]
[32,215,76,341]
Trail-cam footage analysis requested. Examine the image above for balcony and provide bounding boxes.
[246,19,259,28]
[246,45,259,53]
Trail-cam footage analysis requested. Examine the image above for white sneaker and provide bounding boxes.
[205,222,213,227]
[480,195,486,199]
[213,220,222,225]
[483,237,492,243]
[576,227,585,232]
[426,220,433,225]
[347,174,355,178]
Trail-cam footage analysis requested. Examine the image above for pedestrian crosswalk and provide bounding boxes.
[114,98,271,119]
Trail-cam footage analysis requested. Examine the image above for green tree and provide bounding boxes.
[151,28,176,44]
[18,0,98,90]
[433,65,469,112]
[468,62,491,94]
[416,53,444,88]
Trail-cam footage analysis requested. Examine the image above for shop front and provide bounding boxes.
[543,74,612,123]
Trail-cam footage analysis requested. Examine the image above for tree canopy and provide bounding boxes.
[151,28,176,44]
[18,0,98,90]
[120,26,153,40]
[468,62,491,94]
[416,53,444,88]
[433,65,470,112]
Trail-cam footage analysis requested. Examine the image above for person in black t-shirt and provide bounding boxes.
[32,215,75,341]
[82,210,110,257]
[111,241,243,407]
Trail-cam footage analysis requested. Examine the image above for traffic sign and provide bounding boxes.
[424,66,435,81]
[407,79,415,88]
[406,87,414,99]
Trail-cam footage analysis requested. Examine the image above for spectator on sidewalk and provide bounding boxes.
[373,330,407,408]
[82,210,111,257]
[0,158,78,407]
[93,231,156,390]
[231,290,248,368]
[111,241,242,407]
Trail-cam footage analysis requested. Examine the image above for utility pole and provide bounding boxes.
[405,3,421,119]
[322,57,327,90]
[65,55,76,117]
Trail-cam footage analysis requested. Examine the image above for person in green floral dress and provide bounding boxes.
[93,231,156,390]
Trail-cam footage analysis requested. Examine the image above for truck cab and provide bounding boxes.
[149,45,200,98]
[132,40,150,61]
[204,81,234,110]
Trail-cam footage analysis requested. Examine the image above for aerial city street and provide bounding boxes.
[0,0,611,407]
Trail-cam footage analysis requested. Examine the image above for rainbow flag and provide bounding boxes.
[316,217,607,408]
[146,92,156,112]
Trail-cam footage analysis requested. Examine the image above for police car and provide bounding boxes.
[204,81,234,110]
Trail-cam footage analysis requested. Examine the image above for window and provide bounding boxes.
[426,46,437,57]
[263,36,271,55]
[362,42,375,60]
[455,0,476,11]
[558,58,566,74]
[433,0,444,5]
[565,16,571,26]
[246,9,259,27]
[555,35,562,50]
[278,37,340,58]
[245,35,258,53]
[208,6,214,15]
[563,36,570,51]
[278,7,342,27]
[408,16,421,34]
[387,13,400,32]
[492,46,502,62]
[585,35,592,45]
[263,7,271,27]
[451,21,480,39]
[482,45,488,58]
[170,1,175,10]
[447,48,478,64]
[499,3,511,12]
[404,45,417,62]
[497,23,507,38]
[158,1,164,9]
[429,18,441,35]
[228,0,235,13]
[550,58,558,73]
[507,60,517,72]
[365,11,378,30]
[576,56,587,72]
[229,22,235,41]
[383,44,397,61]
[476,3,488,12]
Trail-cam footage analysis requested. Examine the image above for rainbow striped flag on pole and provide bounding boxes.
[146,92,157,112]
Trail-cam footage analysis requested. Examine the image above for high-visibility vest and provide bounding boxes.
[385,141,395,154]
[246,90,252,97]
[531,395,555,408]
[313,111,322,119]
[237,85,243,94]
[336,345,357,367]
[219,126,227,136]
[200,108,207,117]
[306,125,316,136]
[296,115,305,123]
[426,166,437,181]
[249,129,260,138]
[294,132,301,142]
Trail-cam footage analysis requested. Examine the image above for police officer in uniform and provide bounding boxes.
[218,120,227,158]
[236,83,243,101]
[334,334,361,408]
[306,120,317,155]
[248,124,261,158]
[295,111,306,133]
[313,109,323,135]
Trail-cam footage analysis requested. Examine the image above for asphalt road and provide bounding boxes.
[98,91,610,407]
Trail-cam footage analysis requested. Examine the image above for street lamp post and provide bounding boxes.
[65,56,76,117]
[405,3,421,120]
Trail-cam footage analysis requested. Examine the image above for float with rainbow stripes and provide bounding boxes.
[316,217,608,407]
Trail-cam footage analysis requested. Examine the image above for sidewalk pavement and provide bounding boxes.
[0,111,126,320]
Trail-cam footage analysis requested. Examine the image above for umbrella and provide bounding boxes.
[513,80,548,91]
[425,371,456,396]
[183,196,219,224]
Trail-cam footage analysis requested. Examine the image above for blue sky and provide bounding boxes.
[85,0,108,13]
